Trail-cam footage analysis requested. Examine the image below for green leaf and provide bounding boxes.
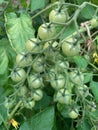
[60,23,76,40]
[83,73,92,83]
[73,55,88,69]
[76,0,89,4]
[91,0,98,5]
[0,38,16,63]
[0,47,8,75]
[80,5,95,19]
[5,13,35,53]
[34,92,52,110]
[31,0,45,11]
[90,81,98,103]
[0,87,8,125]
[19,106,55,130]
[0,105,8,125]
[57,103,69,118]
[88,110,98,120]
[0,71,8,86]
[77,119,91,130]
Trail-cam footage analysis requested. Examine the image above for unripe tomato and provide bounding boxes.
[43,41,59,58]
[18,85,28,97]
[44,68,56,82]
[69,108,79,119]
[62,37,80,56]
[49,9,69,23]
[56,60,69,72]
[24,100,35,109]
[90,18,98,27]
[38,23,56,40]
[32,57,44,73]
[28,74,43,89]
[87,101,96,112]
[69,70,84,85]
[16,52,32,67]
[33,89,43,101]
[76,85,89,97]
[11,68,26,82]
[4,98,15,109]
[56,88,72,104]
[25,38,42,54]
[50,74,65,90]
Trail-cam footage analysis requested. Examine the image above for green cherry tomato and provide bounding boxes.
[43,41,59,58]
[32,57,44,73]
[18,85,28,97]
[56,60,69,72]
[87,101,96,112]
[33,89,43,101]
[38,23,56,40]
[69,70,84,85]
[56,88,72,104]
[90,18,98,27]
[49,9,69,23]
[4,98,16,109]
[23,100,35,109]
[76,85,89,97]
[11,68,26,82]
[69,108,79,119]
[62,37,80,56]
[16,52,32,67]
[25,38,42,54]
[50,74,65,90]
[28,74,43,89]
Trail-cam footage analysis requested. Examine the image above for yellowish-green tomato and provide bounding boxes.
[28,74,43,89]
[62,37,80,56]
[49,9,69,23]
[24,100,35,109]
[11,68,26,82]
[18,85,28,97]
[50,74,65,90]
[90,18,98,27]
[4,98,16,109]
[69,71,84,85]
[38,23,56,40]
[43,41,58,58]
[76,85,89,97]
[56,88,72,104]
[32,57,44,73]
[16,52,32,67]
[87,101,96,112]
[25,38,42,54]
[56,60,69,72]
[33,89,43,101]
[69,108,79,119]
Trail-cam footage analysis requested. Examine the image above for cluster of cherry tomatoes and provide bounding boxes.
[5,3,96,119]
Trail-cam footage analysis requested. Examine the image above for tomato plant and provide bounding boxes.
[0,0,98,130]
